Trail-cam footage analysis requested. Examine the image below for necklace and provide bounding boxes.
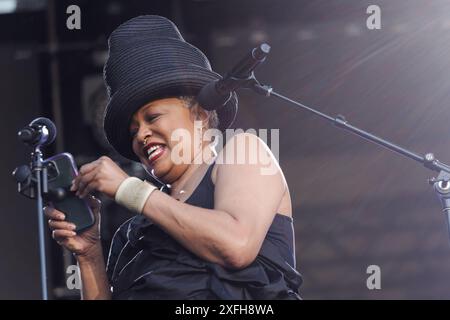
[166,183,187,199]
[167,144,217,199]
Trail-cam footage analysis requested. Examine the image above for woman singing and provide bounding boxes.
[44,15,302,300]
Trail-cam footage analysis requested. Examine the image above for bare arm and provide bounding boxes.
[141,133,287,269]
[76,244,111,300]
[71,133,288,270]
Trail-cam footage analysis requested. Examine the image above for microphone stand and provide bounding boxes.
[31,145,49,300]
[231,44,450,241]
[13,122,54,300]
[13,146,49,300]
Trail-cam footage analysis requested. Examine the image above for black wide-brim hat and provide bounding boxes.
[103,15,238,161]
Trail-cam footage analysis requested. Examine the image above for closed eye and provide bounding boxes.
[129,114,161,138]
[145,113,160,123]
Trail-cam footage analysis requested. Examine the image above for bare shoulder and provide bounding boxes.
[211,132,292,218]
[211,132,273,182]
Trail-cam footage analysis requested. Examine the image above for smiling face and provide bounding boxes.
[130,97,206,184]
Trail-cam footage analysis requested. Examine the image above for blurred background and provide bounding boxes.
[2,0,450,299]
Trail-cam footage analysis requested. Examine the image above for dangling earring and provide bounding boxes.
[209,136,218,158]
[196,121,203,150]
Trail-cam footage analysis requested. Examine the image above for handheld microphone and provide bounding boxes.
[197,43,271,111]
[18,117,57,147]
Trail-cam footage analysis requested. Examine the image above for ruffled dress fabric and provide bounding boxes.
[106,163,302,299]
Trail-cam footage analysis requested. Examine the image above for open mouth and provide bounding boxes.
[143,143,166,164]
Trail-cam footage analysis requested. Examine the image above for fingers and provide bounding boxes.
[70,156,120,199]
[46,213,76,243]
[72,169,98,197]
[78,158,102,176]
[52,229,76,242]
[71,158,101,193]
[76,156,110,177]
[48,220,76,231]
[44,206,65,221]
[45,206,76,243]
[71,169,96,194]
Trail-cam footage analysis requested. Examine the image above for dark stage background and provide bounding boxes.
[2,0,450,299]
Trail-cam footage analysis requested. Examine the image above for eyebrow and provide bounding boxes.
[129,102,157,129]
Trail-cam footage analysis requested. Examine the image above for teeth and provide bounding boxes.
[147,145,163,158]
[147,145,158,154]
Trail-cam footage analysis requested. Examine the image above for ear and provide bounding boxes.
[189,104,208,123]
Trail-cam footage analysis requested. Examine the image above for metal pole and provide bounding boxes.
[33,148,48,300]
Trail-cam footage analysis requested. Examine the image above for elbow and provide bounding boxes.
[221,237,257,270]
[224,256,253,270]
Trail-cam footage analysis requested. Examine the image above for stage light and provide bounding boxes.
[0,0,16,14]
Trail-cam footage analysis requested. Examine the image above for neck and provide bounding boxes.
[169,143,216,193]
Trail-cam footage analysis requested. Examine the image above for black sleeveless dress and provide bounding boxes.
[106,162,303,299]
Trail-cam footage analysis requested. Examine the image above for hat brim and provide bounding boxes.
[104,64,238,161]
